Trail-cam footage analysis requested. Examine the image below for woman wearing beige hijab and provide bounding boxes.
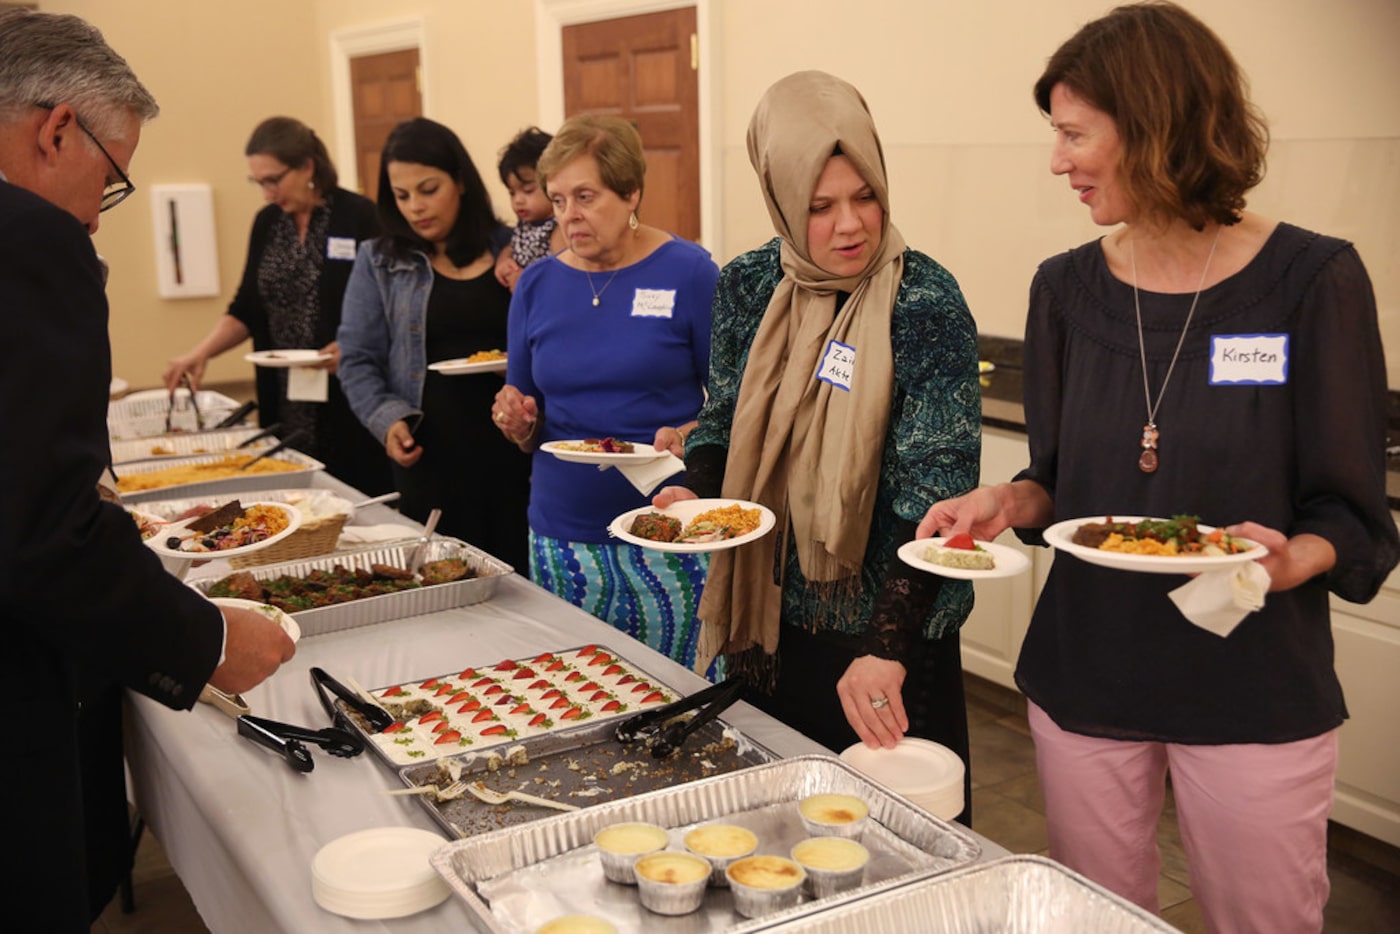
[656,71,981,822]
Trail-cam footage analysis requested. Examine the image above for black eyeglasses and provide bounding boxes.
[248,167,293,192]
[36,102,136,212]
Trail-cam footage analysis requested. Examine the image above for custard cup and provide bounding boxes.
[791,835,870,898]
[797,792,870,839]
[593,822,669,885]
[725,854,807,919]
[633,851,711,916]
[682,823,759,887]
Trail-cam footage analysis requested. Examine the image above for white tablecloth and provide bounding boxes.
[124,473,1006,933]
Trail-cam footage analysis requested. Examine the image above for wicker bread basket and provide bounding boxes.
[229,511,348,568]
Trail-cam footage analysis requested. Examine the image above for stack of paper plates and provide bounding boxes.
[840,738,965,820]
[311,827,450,919]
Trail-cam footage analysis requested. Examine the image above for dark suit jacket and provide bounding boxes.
[226,189,391,494]
[0,179,224,931]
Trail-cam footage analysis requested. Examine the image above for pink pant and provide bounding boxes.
[1028,702,1336,934]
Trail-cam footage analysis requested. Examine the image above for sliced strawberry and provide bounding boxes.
[550,697,571,710]
[600,700,623,712]
[418,710,445,725]
[560,706,584,720]
[446,691,473,705]
[479,724,509,736]
[434,730,463,745]
[602,663,624,677]
[482,684,505,696]
[512,667,536,680]
[616,674,637,686]
[528,713,549,727]
[581,681,601,693]
[382,685,406,697]
[458,667,477,680]
[432,720,452,733]
[510,702,531,715]
[546,659,566,671]
[457,698,482,713]
[434,683,457,697]
[531,652,555,664]
[495,694,516,706]
[493,659,517,671]
[631,682,653,693]
[382,721,408,733]
[588,653,613,667]
[472,709,497,723]
[944,532,976,550]
[576,644,597,657]
[420,677,440,689]
[590,690,611,702]
[471,676,497,688]
[540,688,562,701]
[565,671,585,682]
[527,679,550,691]
[640,690,666,704]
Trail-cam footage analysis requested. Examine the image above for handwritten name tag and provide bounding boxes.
[630,288,676,318]
[1209,333,1289,385]
[816,339,856,391]
[326,237,357,261]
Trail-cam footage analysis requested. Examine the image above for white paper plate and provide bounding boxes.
[1043,516,1267,575]
[244,349,331,368]
[126,508,170,542]
[144,501,302,559]
[206,597,301,643]
[311,827,450,920]
[609,498,777,553]
[896,538,1030,580]
[840,738,964,819]
[541,439,669,465]
[427,356,508,375]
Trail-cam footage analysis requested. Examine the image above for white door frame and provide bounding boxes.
[534,0,722,256]
[328,17,427,195]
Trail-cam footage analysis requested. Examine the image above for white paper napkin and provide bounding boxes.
[287,366,329,402]
[611,452,686,496]
[338,523,416,546]
[1168,562,1271,637]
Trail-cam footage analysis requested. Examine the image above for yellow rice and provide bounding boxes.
[115,454,303,493]
[686,503,761,537]
[1098,533,1180,556]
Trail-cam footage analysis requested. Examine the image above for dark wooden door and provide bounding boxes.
[350,48,422,201]
[562,6,700,241]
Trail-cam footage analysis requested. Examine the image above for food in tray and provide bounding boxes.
[207,559,473,611]
[684,824,758,887]
[634,852,711,915]
[161,502,291,554]
[923,532,995,570]
[555,437,635,454]
[114,453,303,492]
[798,792,870,838]
[630,503,763,544]
[536,916,617,934]
[726,855,807,918]
[595,822,670,884]
[358,646,676,763]
[1071,514,1250,557]
[790,836,870,897]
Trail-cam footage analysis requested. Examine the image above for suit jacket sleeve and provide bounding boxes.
[0,184,222,709]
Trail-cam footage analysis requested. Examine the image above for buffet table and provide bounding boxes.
[124,474,1006,932]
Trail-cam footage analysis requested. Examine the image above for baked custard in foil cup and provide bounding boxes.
[633,852,710,916]
[683,823,758,887]
[593,822,669,885]
[726,854,807,919]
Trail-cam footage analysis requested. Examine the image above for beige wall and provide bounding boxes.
[46,0,1400,389]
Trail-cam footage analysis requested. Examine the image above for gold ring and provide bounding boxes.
[495,412,506,423]
[870,696,889,710]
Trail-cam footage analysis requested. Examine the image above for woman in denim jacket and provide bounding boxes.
[339,118,529,571]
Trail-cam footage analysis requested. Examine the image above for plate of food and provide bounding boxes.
[897,534,1030,580]
[244,349,332,368]
[144,500,302,559]
[1042,514,1266,574]
[205,596,301,643]
[126,507,170,542]
[610,499,776,553]
[540,438,669,465]
[428,350,507,375]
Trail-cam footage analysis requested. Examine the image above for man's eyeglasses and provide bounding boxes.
[36,102,136,212]
[248,167,293,192]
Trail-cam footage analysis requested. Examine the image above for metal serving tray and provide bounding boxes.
[752,854,1177,932]
[116,448,324,503]
[107,389,243,439]
[399,716,778,838]
[185,537,511,637]
[430,755,981,933]
[109,426,274,465]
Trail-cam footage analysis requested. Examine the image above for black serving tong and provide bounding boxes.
[613,677,746,759]
[236,422,281,449]
[212,399,258,430]
[239,714,362,759]
[164,374,204,432]
[237,715,315,773]
[237,427,308,470]
[311,666,395,734]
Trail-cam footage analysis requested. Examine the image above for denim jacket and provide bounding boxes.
[337,228,508,443]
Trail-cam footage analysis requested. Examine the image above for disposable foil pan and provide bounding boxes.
[109,427,275,465]
[430,755,980,933]
[117,448,324,503]
[400,716,778,838]
[107,389,242,439]
[185,537,511,637]
[751,854,1178,932]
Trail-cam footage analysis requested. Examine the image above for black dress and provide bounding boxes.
[393,270,531,572]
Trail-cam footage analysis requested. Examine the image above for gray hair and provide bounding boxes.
[0,8,158,144]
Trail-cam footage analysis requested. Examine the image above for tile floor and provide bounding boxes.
[92,674,1400,932]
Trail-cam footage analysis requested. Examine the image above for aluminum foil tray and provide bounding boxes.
[400,716,777,838]
[186,537,511,637]
[109,427,275,465]
[107,389,243,439]
[117,448,324,503]
[430,755,981,933]
[752,854,1177,932]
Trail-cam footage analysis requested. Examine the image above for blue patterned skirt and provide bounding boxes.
[528,530,722,681]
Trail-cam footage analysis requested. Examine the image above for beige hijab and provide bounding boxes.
[695,71,905,676]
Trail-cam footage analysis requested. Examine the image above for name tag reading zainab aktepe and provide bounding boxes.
[817,339,855,391]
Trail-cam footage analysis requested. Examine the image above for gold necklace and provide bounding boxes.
[585,267,621,307]
[1129,227,1221,473]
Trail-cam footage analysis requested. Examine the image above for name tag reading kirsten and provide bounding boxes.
[817,339,856,391]
[630,288,676,318]
[1209,333,1289,385]
[326,237,357,261]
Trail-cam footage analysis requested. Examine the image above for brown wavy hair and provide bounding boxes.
[537,114,646,212]
[1034,1,1268,229]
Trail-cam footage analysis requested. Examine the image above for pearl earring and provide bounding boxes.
[628,212,639,231]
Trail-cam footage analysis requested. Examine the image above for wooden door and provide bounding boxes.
[350,48,422,201]
[562,7,700,242]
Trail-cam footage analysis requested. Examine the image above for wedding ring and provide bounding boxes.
[869,696,889,710]
[495,412,506,423]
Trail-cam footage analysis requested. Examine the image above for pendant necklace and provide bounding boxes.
[1130,227,1221,473]
[585,267,621,307]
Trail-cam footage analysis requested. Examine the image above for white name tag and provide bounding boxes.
[816,339,855,391]
[326,237,357,261]
[630,288,676,318]
[1209,333,1289,385]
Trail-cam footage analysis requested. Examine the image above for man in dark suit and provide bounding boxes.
[0,10,297,930]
